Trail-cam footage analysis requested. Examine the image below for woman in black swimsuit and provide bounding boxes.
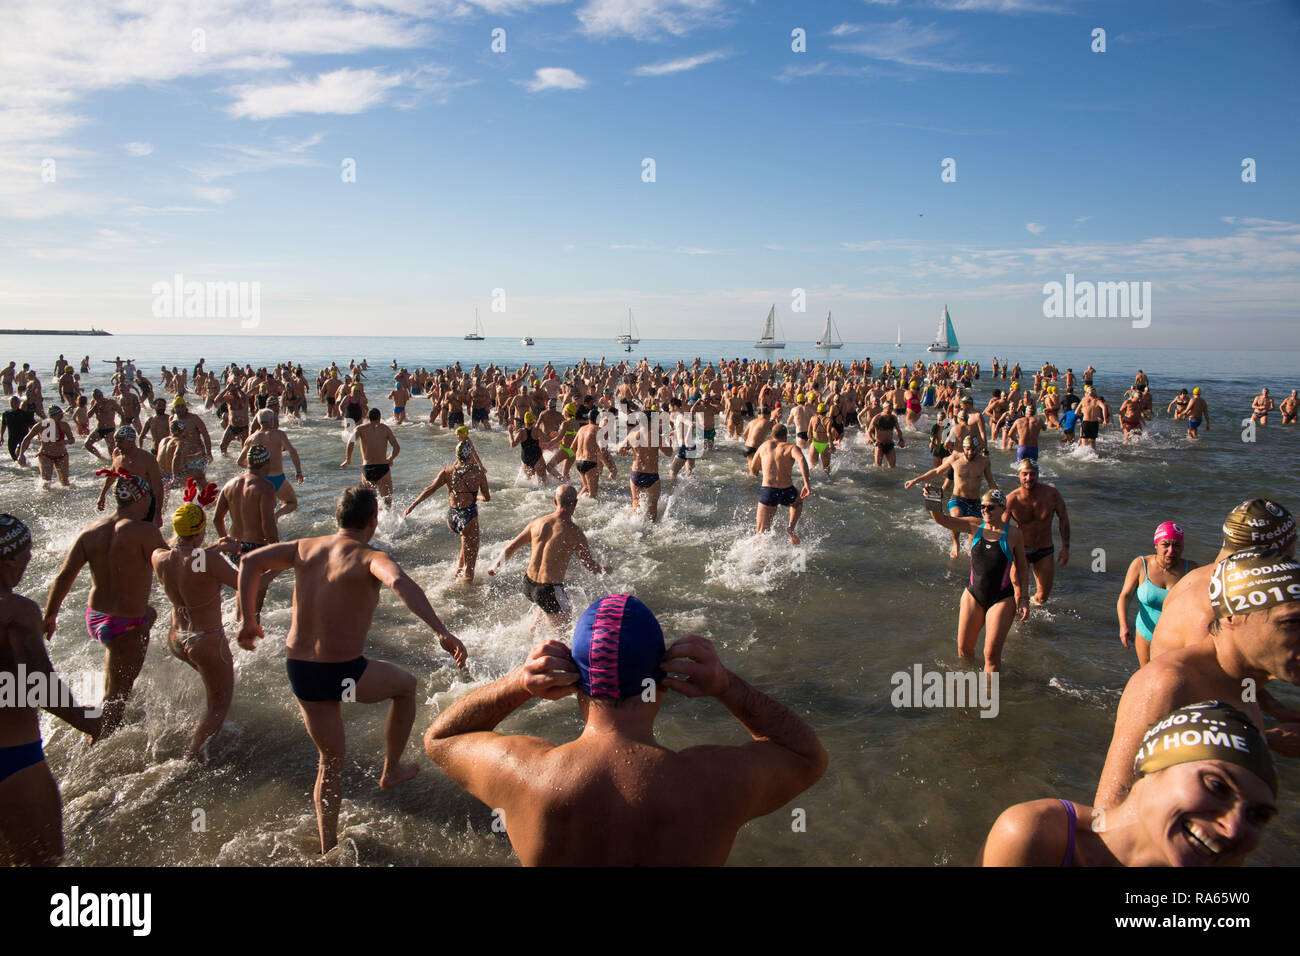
[510,413,556,481]
[923,489,1029,673]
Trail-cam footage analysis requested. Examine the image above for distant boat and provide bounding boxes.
[464,309,484,341]
[754,305,785,350]
[521,336,534,346]
[896,326,901,350]
[815,311,843,349]
[616,308,640,346]
[926,305,959,353]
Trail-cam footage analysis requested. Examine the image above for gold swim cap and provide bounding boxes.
[1222,499,1296,553]
[172,395,186,408]
[1209,550,1300,621]
[455,424,470,439]
[1134,701,1277,797]
[563,402,578,417]
[817,403,826,413]
[524,411,536,424]
[172,504,206,538]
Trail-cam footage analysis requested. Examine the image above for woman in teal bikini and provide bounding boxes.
[1117,521,1196,668]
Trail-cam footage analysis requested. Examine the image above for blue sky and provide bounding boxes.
[2,0,1298,347]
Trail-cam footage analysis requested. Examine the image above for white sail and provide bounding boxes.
[617,308,640,345]
[816,310,842,349]
[465,308,485,340]
[755,304,785,349]
[926,305,959,353]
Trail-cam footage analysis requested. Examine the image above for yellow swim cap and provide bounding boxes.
[172,504,205,538]
[817,403,826,413]
[172,395,186,408]
[524,411,536,424]
[795,393,804,403]
[456,425,470,439]
[1193,387,1201,395]
[909,381,918,388]
[563,402,578,417]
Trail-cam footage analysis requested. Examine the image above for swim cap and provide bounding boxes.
[115,425,137,442]
[1208,551,1300,621]
[910,381,918,388]
[961,435,975,448]
[256,409,275,426]
[49,405,62,416]
[1222,499,1296,553]
[563,402,577,417]
[248,444,271,468]
[172,396,187,408]
[1011,382,1020,389]
[1154,521,1184,545]
[571,594,665,699]
[172,504,206,538]
[982,489,1006,507]
[817,403,826,413]
[455,424,470,439]
[1193,387,1201,395]
[1018,458,1039,472]
[113,472,151,505]
[524,411,536,425]
[456,440,474,462]
[1134,701,1277,797]
[0,515,31,559]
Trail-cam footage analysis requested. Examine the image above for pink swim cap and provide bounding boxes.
[1154,521,1184,545]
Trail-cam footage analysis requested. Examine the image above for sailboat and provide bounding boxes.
[754,305,785,349]
[896,326,901,350]
[926,305,959,353]
[815,311,843,349]
[464,308,485,341]
[616,308,640,346]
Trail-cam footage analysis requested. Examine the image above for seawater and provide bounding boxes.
[3,334,1298,866]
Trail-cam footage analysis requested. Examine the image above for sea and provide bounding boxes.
[2,334,1298,866]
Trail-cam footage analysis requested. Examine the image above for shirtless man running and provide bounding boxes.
[617,408,674,522]
[238,409,304,517]
[905,436,999,558]
[423,595,826,865]
[1251,388,1275,426]
[237,485,467,854]
[488,485,611,635]
[1004,458,1070,604]
[214,444,280,612]
[341,408,400,508]
[571,410,617,500]
[42,474,165,737]
[749,424,812,545]
[1281,390,1299,425]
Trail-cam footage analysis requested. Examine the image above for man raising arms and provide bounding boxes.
[424,595,827,865]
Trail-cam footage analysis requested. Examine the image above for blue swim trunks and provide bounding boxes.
[948,495,980,517]
[267,472,287,491]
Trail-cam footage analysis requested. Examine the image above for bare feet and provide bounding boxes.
[379,760,419,789]
[949,542,960,559]
[788,528,801,546]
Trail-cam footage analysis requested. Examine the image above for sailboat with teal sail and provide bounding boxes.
[926,305,959,354]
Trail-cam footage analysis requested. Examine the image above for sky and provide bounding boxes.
[1,0,1298,347]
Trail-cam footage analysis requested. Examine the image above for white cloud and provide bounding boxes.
[185,133,327,182]
[227,68,404,119]
[633,49,728,76]
[196,187,234,203]
[833,18,1009,73]
[1025,222,1045,234]
[830,23,862,36]
[577,0,727,39]
[1074,216,1092,223]
[123,142,153,156]
[526,67,588,92]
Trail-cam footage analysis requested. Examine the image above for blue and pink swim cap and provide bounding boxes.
[572,594,665,699]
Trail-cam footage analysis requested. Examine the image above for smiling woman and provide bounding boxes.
[978,701,1279,867]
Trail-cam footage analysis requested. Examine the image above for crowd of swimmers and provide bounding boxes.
[0,350,1298,866]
